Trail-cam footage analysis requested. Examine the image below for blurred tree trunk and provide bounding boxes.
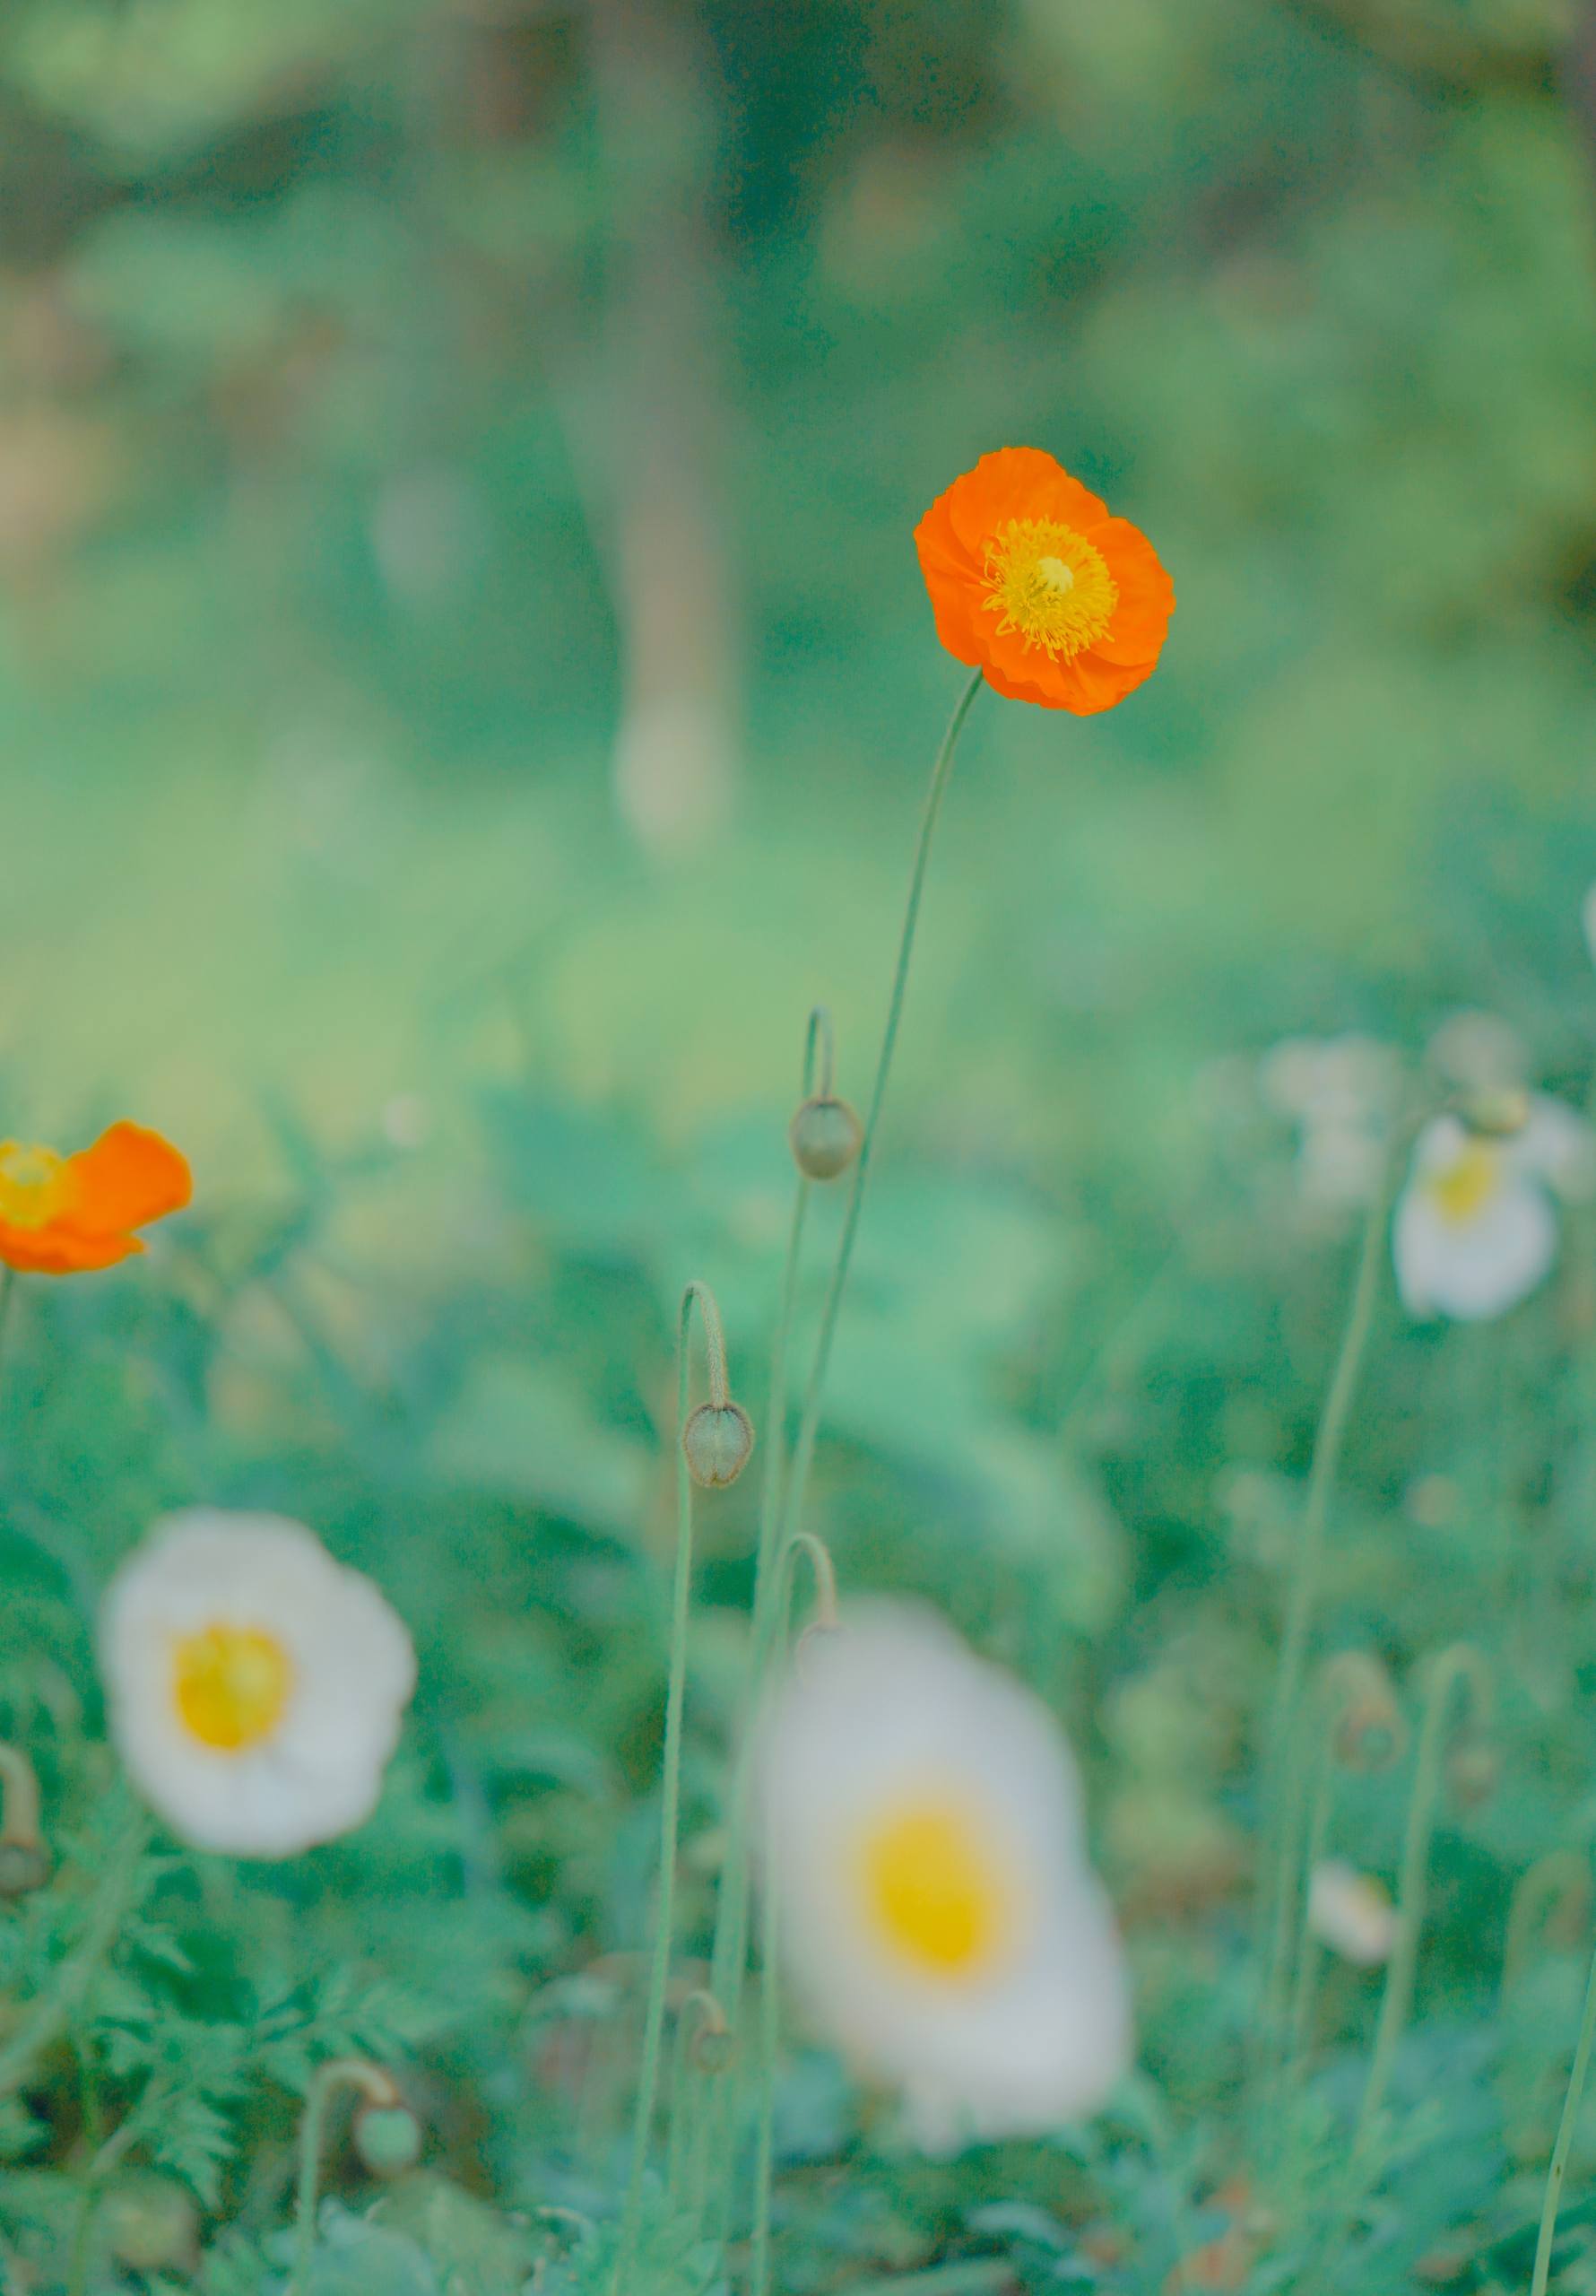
[585,0,740,859]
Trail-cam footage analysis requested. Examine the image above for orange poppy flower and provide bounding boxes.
[915,447,1174,713]
[0,1122,192,1275]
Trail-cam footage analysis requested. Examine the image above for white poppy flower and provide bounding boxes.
[754,1602,1131,2152]
[1392,1112,1563,1321]
[100,1510,416,1858]
[1307,1860,1396,1967]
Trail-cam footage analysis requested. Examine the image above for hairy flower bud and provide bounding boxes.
[1462,1087,1530,1140]
[788,1096,863,1183]
[683,1402,755,1490]
[1323,1652,1406,1774]
[1448,1741,1500,1808]
[355,2101,424,2178]
[103,2175,198,2273]
[0,1841,50,1897]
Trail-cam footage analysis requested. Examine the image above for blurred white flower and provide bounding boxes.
[1307,1860,1396,1967]
[1258,1033,1400,1211]
[754,1601,1130,2152]
[100,1510,415,1858]
[1392,1100,1590,1321]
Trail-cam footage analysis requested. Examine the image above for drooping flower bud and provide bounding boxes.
[355,2100,425,2177]
[683,1401,755,1489]
[788,1096,863,1182]
[0,1841,50,1897]
[103,2175,199,2273]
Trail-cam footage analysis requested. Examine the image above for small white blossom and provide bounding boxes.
[1392,1102,1589,1321]
[100,1510,415,1858]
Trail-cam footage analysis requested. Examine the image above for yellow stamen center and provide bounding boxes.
[982,518,1118,659]
[172,1624,294,1752]
[0,1143,66,1231]
[861,1798,1011,1979]
[1426,1142,1501,1227]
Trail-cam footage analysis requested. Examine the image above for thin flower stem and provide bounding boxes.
[749,1009,828,1618]
[614,1283,726,2296]
[781,1528,838,1631]
[776,668,983,1563]
[291,2058,401,2294]
[1282,1743,1337,2092]
[1256,1151,1398,2071]
[1354,1645,1490,2153]
[750,1526,835,2295]
[0,1742,44,1849]
[749,1881,782,2296]
[66,2072,176,2296]
[1531,1922,1596,2296]
[702,679,984,2130]
[0,1266,15,1384]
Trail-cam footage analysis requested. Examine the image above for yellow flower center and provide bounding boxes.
[860,1798,1011,1979]
[982,518,1118,659]
[172,1624,294,1752]
[0,1143,66,1230]
[1426,1141,1501,1227]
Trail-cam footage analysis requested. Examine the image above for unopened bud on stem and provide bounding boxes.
[683,1401,755,1489]
[789,1096,863,1182]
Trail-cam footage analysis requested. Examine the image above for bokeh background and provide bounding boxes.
[8,0,1596,1171]
[10,1,1596,2285]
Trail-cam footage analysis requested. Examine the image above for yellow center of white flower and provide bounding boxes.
[0,1143,65,1229]
[1425,1141,1501,1227]
[982,518,1118,659]
[861,1799,1010,1979]
[172,1624,294,1752]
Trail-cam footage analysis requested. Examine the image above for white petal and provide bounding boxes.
[1392,1175,1557,1321]
[100,1509,415,1859]
[755,1602,1131,2151]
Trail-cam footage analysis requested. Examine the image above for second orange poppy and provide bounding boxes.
[0,1121,192,1275]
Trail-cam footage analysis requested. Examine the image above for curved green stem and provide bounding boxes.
[1355,1645,1491,2152]
[1531,1922,1596,2296]
[614,1283,727,2294]
[776,667,983,1561]
[1256,1152,1398,2075]
[291,2058,400,2293]
[749,1879,782,2296]
[703,676,984,2118]
[1504,1852,1592,2012]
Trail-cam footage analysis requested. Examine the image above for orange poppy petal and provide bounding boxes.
[942,448,1111,561]
[0,1222,140,1275]
[913,499,985,665]
[57,1122,192,1242]
[1086,517,1175,665]
[978,628,1152,715]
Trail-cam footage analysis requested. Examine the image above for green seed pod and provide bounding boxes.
[102,2174,198,2273]
[355,2101,425,2178]
[683,1402,754,1489]
[0,1841,50,1897]
[788,1096,863,1182]
[1448,1741,1500,1808]
[691,2023,737,2075]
